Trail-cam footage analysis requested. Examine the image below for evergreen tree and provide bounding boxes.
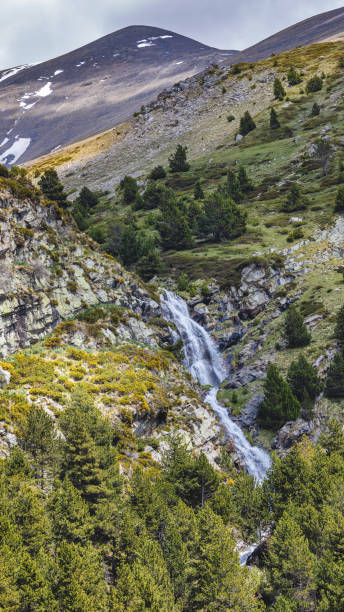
[325,352,344,398]
[158,190,194,250]
[189,505,262,611]
[306,76,323,93]
[149,165,166,180]
[225,170,243,203]
[48,479,93,544]
[312,139,333,177]
[193,179,204,200]
[274,78,286,100]
[19,405,57,480]
[60,405,105,509]
[238,166,253,193]
[267,512,316,610]
[259,363,301,430]
[120,176,139,204]
[169,145,190,173]
[118,223,140,265]
[311,102,320,117]
[287,66,301,86]
[287,355,321,419]
[239,111,256,136]
[270,107,281,129]
[283,305,311,348]
[334,187,344,213]
[282,183,306,212]
[55,541,108,611]
[38,169,68,208]
[78,186,98,209]
[136,248,163,281]
[335,305,344,344]
[204,189,246,242]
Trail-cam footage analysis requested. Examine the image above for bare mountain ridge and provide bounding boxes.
[233,6,344,63]
[0,25,236,165]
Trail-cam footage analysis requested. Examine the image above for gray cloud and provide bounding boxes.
[2,0,344,68]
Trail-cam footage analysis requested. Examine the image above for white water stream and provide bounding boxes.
[161,291,271,482]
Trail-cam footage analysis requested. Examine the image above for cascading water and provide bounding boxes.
[161,290,271,482]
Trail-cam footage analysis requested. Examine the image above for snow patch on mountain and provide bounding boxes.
[36,82,53,97]
[0,137,31,165]
[0,65,30,84]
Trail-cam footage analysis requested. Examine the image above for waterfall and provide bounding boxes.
[161,290,271,482]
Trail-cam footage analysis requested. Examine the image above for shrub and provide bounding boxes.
[287,355,321,419]
[149,166,166,180]
[325,352,344,398]
[306,76,323,93]
[227,114,235,122]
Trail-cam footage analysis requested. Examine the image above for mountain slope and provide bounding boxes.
[234,6,344,63]
[0,25,236,165]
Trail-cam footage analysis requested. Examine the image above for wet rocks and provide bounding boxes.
[237,394,265,428]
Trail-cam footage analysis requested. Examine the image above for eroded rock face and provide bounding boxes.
[0,190,160,356]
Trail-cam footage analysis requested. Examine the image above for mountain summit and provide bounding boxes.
[0,25,236,164]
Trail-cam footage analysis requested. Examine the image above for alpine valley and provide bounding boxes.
[1,5,344,611]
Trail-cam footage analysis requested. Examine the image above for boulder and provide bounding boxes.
[272,419,313,451]
[0,367,10,388]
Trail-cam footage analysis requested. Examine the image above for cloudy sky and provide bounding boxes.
[2,0,344,68]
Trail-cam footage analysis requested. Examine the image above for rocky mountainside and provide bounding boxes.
[0,25,236,165]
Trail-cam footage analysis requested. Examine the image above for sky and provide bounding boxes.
[2,0,344,68]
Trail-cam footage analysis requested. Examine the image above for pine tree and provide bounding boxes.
[287,66,301,86]
[283,306,311,348]
[287,355,321,419]
[78,186,98,210]
[60,406,105,509]
[48,479,93,544]
[267,512,316,609]
[19,405,57,480]
[55,541,108,611]
[282,183,306,212]
[311,102,320,117]
[118,224,140,265]
[306,76,323,93]
[120,176,139,204]
[312,138,333,177]
[274,78,286,100]
[149,165,166,180]
[325,352,344,398]
[334,188,344,212]
[193,179,204,200]
[239,111,256,136]
[38,169,68,208]
[225,170,243,203]
[238,166,253,193]
[204,189,246,242]
[259,363,301,430]
[270,107,280,129]
[169,145,190,173]
[335,305,344,344]
[189,505,262,611]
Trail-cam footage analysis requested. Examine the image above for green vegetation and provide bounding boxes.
[283,306,311,348]
[39,169,68,208]
[258,363,301,429]
[239,111,256,136]
[287,66,302,86]
[169,144,190,173]
[273,78,286,100]
[270,108,280,130]
[306,75,323,93]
